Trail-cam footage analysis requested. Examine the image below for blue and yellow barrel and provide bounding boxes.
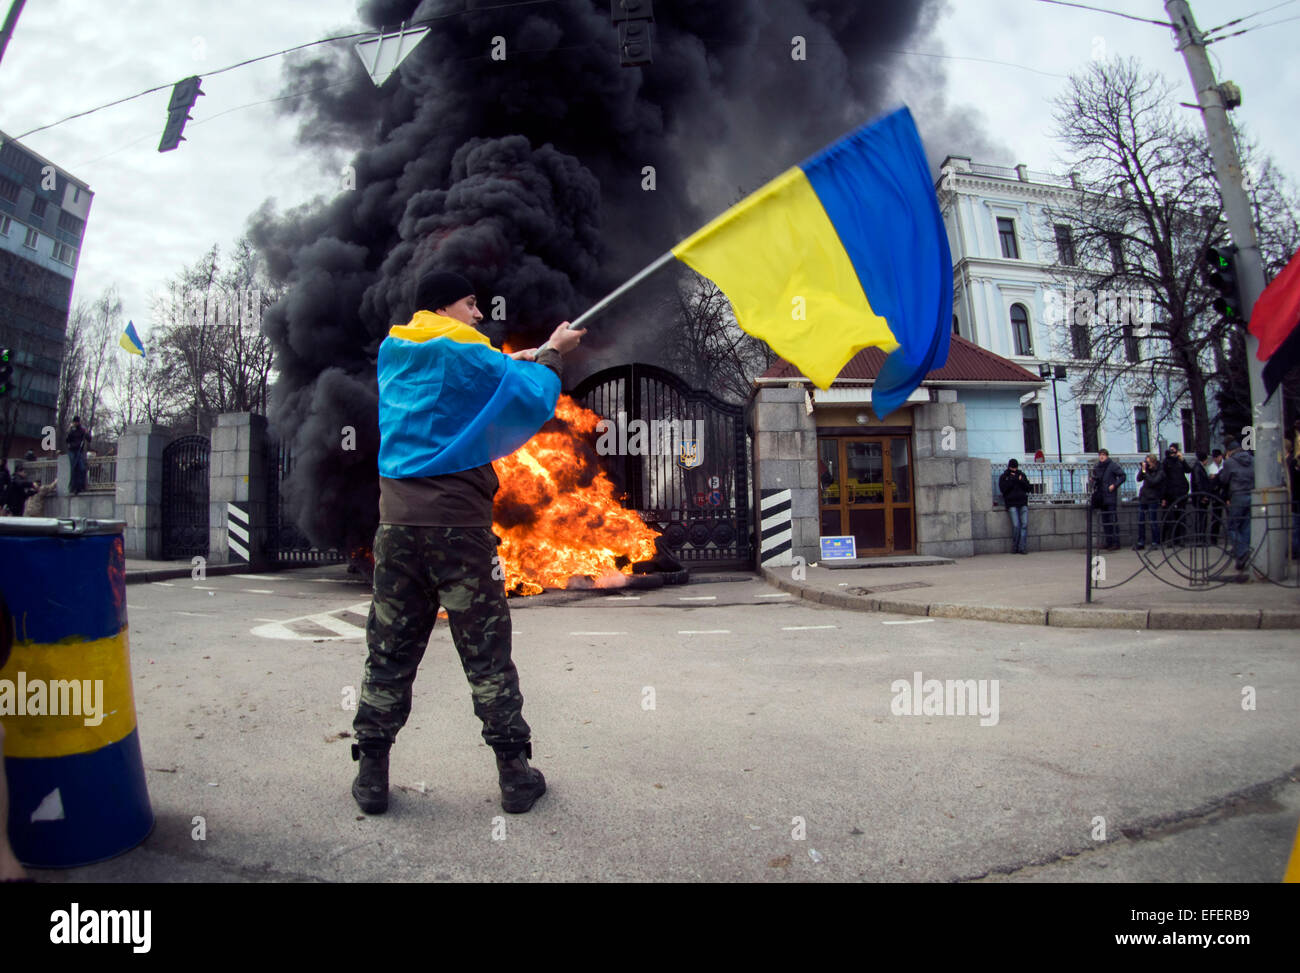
[0,518,153,867]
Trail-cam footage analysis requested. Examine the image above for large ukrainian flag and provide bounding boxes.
[672,106,952,417]
[377,311,560,477]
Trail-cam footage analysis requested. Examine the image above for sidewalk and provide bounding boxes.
[762,549,1300,631]
[123,558,342,585]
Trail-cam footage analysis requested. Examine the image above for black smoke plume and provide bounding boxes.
[251,0,993,551]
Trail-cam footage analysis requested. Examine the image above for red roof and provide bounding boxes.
[759,335,1044,385]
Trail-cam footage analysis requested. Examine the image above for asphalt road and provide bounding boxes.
[28,567,1300,882]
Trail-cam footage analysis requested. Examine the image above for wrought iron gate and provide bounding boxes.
[264,439,345,565]
[571,364,751,568]
[160,434,210,559]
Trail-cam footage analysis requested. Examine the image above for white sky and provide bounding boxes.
[3,0,1296,340]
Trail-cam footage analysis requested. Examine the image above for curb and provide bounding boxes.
[759,567,1288,632]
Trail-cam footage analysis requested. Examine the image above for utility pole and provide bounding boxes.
[0,0,26,69]
[1165,0,1286,581]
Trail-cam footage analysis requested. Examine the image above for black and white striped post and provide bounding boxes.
[759,488,793,567]
[226,502,250,564]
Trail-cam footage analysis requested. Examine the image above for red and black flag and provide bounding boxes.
[1251,247,1300,400]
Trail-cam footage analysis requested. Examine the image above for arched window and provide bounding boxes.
[952,314,960,337]
[1010,303,1032,356]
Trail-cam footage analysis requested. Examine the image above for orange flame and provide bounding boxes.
[492,395,658,594]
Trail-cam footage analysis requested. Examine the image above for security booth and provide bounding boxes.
[750,336,1044,566]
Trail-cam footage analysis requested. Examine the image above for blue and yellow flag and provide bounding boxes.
[377,311,560,478]
[672,106,952,416]
[119,320,145,357]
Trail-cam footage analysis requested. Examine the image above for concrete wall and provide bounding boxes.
[912,402,974,558]
[208,413,268,565]
[750,387,819,564]
[114,424,167,559]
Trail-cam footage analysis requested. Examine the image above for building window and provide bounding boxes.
[53,242,76,265]
[30,197,47,220]
[1181,408,1195,451]
[1081,404,1100,454]
[0,215,9,236]
[1107,232,1125,272]
[23,227,38,249]
[1010,303,1033,355]
[1123,325,1140,363]
[1071,322,1092,359]
[1054,224,1076,266]
[952,314,960,337]
[57,210,85,240]
[1134,406,1150,453]
[73,187,80,202]
[1022,404,1042,453]
[997,217,1020,259]
[0,176,18,204]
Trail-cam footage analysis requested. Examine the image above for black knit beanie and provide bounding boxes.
[414,270,474,312]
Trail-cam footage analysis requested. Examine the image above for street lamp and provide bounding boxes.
[1038,363,1067,464]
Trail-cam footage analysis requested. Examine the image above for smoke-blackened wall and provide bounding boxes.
[251,0,975,551]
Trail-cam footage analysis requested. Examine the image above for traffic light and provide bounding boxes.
[1204,244,1243,323]
[159,76,204,152]
[612,0,653,66]
[0,347,12,396]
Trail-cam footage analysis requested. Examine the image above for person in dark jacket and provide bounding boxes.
[1134,453,1164,549]
[67,416,90,495]
[1216,438,1255,571]
[1189,450,1216,545]
[1159,443,1192,545]
[999,459,1032,554]
[4,462,37,516]
[1090,448,1126,550]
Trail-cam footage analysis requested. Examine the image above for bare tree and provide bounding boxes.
[1041,58,1300,452]
[664,270,775,403]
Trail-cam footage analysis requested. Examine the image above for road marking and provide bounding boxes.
[234,574,282,581]
[757,593,791,599]
[311,578,356,584]
[176,611,214,617]
[604,596,640,601]
[882,618,934,625]
[678,596,716,601]
[570,631,627,636]
[192,585,214,591]
[251,601,373,641]
[242,589,274,594]
[678,629,731,635]
[781,625,837,631]
[151,582,175,587]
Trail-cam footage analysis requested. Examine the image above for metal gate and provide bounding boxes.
[160,434,210,559]
[571,364,751,568]
[264,439,345,565]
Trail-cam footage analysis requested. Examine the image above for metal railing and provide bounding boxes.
[993,461,1143,505]
[1084,492,1299,600]
[84,455,116,491]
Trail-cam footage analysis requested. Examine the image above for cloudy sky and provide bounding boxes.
[3,0,1297,337]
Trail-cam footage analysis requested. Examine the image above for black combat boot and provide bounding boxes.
[495,743,546,814]
[351,742,390,815]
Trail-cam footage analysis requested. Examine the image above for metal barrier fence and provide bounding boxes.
[1084,491,1299,600]
[992,461,1143,505]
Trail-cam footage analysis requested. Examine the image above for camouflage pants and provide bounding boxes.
[353,524,531,755]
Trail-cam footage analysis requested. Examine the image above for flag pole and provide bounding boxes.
[542,250,676,346]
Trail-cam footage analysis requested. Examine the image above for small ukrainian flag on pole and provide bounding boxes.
[119,320,145,357]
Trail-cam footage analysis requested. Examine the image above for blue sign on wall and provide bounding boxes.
[820,535,857,560]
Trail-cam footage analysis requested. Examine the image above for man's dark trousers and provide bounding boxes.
[1100,499,1119,548]
[353,524,531,755]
